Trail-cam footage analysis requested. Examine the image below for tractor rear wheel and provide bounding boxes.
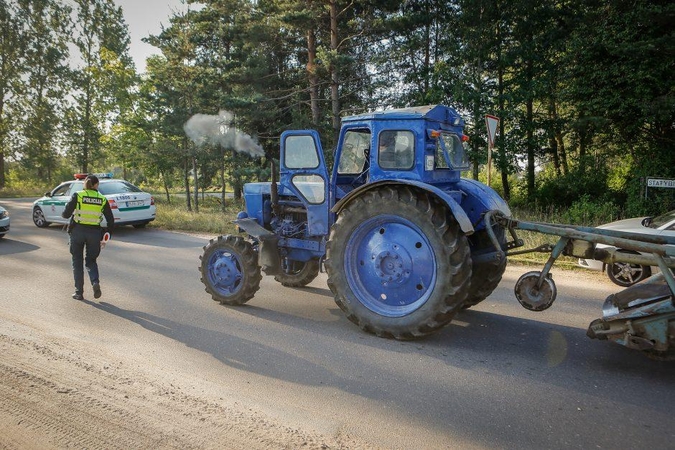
[199,235,261,305]
[326,186,472,339]
[463,227,507,309]
[274,259,320,287]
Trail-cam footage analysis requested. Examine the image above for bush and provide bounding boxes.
[560,194,621,226]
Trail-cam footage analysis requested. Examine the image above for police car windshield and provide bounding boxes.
[651,210,675,229]
[97,181,142,195]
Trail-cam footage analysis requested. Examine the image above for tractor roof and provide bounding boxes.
[341,104,464,127]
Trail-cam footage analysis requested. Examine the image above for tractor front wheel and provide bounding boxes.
[199,235,261,305]
[274,259,320,287]
[326,186,472,339]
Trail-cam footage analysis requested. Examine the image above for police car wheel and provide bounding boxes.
[33,207,50,228]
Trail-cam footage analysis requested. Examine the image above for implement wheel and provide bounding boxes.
[326,186,472,339]
[199,235,261,305]
[274,259,320,287]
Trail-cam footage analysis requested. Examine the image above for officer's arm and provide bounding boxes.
[103,201,115,230]
[62,193,78,218]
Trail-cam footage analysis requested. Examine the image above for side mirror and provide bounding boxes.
[44,191,52,197]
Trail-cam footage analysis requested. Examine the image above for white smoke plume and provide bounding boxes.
[183,110,265,157]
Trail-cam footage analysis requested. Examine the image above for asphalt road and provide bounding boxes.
[1,197,674,449]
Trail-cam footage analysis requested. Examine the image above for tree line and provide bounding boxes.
[1,0,673,216]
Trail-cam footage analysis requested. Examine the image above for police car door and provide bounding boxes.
[44,182,74,222]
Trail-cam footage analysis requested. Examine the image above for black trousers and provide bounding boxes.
[69,225,103,295]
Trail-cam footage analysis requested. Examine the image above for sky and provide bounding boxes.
[114,0,192,73]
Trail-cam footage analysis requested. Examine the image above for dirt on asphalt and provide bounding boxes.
[0,319,377,450]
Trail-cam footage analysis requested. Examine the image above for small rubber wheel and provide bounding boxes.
[514,271,557,311]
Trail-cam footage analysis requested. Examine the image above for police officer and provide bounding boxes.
[62,174,114,300]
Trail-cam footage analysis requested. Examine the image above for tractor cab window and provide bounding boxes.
[292,174,325,204]
[285,135,319,169]
[337,130,370,175]
[379,130,414,170]
[435,133,469,170]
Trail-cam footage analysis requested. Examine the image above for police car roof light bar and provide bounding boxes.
[73,172,114,180]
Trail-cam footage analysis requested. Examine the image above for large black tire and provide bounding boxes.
[463,227,507,309]
[33,207,50,228]
[326,186,472,339]
[199,235,261,305]
[274,259,320,287]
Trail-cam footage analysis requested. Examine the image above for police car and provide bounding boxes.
[0,204,9,239]
[32,173,156,228]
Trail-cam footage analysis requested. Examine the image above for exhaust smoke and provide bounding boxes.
[183,110,265,157]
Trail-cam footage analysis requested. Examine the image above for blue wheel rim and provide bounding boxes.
[344,215,437,317]
[207,248,244,296]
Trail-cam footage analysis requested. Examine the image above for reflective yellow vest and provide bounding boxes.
[73,189,107,226]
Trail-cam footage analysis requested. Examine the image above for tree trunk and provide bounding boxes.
[578,126,587,172]
[161,170,171,203]
[0,149,4,188]
[220,146,226,213]
[550,134,560,175]
[423,0,431,95]
[557,131,568,175]
[329,0,340,135]
[307,27,320,126]
[526,97,535,199]
[184,151,191,212]
[497,18,510,201]
[192,155,199,213]
[549,97,560,176]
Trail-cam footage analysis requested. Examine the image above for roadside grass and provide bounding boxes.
[151,194,243,236]
[508,207,579,269]
[0,186,49,198]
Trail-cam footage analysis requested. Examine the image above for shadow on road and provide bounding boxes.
[73,295,675,449]
[0,238,40,256]
[81,299,340,388]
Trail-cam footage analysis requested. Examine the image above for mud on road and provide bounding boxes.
[0,321,375,450]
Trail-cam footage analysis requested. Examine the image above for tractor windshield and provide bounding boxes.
[436,133,469,170]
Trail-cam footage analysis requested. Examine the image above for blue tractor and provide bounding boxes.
[199,105,511,339]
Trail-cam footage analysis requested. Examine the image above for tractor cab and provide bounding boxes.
[332,105,469,203]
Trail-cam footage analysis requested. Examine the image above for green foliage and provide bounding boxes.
[530,162,611,208]
[560,194,621,226]
[1,0,673,219]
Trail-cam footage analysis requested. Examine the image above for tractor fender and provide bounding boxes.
[332,180,475,235]
[456,178,511,231]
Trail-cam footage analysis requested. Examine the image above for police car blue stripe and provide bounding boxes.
[118,205,151,212]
